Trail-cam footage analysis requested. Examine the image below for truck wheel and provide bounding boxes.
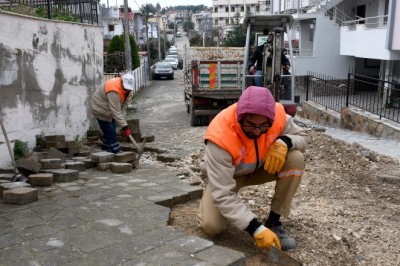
[189,101,200,127]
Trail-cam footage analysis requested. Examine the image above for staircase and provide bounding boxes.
[283,0,355,26]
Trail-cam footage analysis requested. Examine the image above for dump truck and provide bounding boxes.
[183,14,297,127]
[183,46,246,126]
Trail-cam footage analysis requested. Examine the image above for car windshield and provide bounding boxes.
[165,58,175,62]
[156,63,172,69]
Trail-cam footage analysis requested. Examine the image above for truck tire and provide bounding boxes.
[189,100,200,127]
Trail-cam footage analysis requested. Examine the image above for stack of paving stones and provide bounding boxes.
[1,142,140,205]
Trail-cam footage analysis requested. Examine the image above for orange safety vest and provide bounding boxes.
[205,103,286,168]
[105,77,129,104]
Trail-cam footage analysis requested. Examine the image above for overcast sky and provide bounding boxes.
[100,0,212,10]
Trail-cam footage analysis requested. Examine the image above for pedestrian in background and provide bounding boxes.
[197,86,309,252]
[90,73,135,154]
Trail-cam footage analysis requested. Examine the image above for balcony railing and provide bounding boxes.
[342,15,388,30]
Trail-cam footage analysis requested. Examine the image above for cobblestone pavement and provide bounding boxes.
[0,161,245,265]
[323,127,400,162]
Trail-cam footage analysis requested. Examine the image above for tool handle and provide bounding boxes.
[0,120,18,174]
[128,135,140,150]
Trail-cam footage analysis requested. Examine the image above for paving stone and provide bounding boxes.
[81,158,97,169]
[0,182,32,199]
[142,134,155,142]
[27,173,54,186]
[42,169,79,182]
[0,178,12,183]
[110,162,132,173]
[15,158,41,175]
[97,162,111,171]
[46,147,67,162]
[135,246,191,265]
[45,135,66,142]
[40,158,63,169]
[3,187,39,205]
[46,141,67,149]
[157,153,181,163]
[167,235,214,254]
[194,245,246,266]
[0,232,24,249]
[91,152,115,163]
[65,161,86,171]
[114,151,136,163]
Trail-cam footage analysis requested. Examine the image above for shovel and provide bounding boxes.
[269,246,302,266]
[128,135,146,160]
[0,120,25,182]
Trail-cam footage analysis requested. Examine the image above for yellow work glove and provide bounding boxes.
[254,225,281,251]
[264,140,288,174]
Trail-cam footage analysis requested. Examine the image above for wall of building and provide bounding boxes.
[294,14,354,78]
[0,11,103,169]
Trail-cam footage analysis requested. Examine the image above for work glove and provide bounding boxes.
[121,126,132,137]
[254,225,281,251]
[264,140,288,174]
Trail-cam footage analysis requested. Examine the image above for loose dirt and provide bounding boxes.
[160,128,400,266]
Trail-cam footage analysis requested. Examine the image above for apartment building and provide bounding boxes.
[212,0,270,27]
[275,0,400,79]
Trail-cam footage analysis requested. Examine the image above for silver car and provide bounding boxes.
[151,62,174,80]
[164,57,178,70]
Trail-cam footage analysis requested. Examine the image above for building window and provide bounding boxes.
[215,19,218,25]
[214,7,218,12]
[241,6,244,12]
[108,25,114,32]
[231,6,235,12]
[225,6,229,12]
[256,5,260,12]
[246,6,250,12]
[225,18,229,25]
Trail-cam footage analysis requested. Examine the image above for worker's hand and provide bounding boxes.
[254,225,281,251]
[283,64,290,71]
[249,66,256,75]
[264,140,288,174]
[121,126,132,137]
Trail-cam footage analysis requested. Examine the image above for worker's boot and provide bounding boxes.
[265,211,296,251]
[269,225,296,251]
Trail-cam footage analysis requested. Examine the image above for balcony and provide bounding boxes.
[340,15,400,60]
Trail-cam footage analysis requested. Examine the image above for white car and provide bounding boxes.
[164,57,178,70]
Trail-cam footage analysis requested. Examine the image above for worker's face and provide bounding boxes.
[240,114,271,139]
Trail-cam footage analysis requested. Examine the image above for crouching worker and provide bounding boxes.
[90,73,135,154]
[197,86,309,252]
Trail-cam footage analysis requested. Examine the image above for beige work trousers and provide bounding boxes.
[197,149,304,236]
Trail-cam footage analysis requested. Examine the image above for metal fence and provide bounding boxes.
[296,71,400,123]
[2,0,98,24]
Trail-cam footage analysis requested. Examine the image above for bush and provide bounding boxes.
[13,140,30,160]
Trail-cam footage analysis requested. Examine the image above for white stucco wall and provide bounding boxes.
[340,25,400,60]
[294,14,354,78]
[0,11,103,169]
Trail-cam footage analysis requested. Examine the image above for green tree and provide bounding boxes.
[189,34,203,47]
[130,35,140,69]
[222,12,246,47]
[105,34,140,73]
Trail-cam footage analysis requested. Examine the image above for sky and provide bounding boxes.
[100,0,212,10]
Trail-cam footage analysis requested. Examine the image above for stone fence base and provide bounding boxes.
[297,101,400,141]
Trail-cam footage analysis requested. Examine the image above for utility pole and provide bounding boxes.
[123,0,131,71]
[157,15,161,61]
[162,16,167,60]
[146,11,151,80]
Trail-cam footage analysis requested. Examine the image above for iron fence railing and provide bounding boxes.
[298,71,400,123]
[1,0,98,24]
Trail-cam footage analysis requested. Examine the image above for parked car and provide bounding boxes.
[176,32,181,37]
[164,57,178,70]
[151,62,174,80]
[166,54,178,61]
